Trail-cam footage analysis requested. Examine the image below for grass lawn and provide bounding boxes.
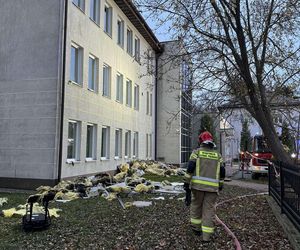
[143,174,184,183]
[0,175,287,250]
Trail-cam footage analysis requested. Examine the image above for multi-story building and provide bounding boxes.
[0,0,161,189]
[156,41,193,166]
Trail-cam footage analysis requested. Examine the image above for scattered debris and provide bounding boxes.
[132,201,153,207]
[151,197,165,200]
[2,204,61,218]
[0,197,8,207]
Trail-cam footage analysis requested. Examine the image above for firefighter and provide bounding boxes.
[184,131,225,242]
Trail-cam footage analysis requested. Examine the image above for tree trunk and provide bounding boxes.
[254,108,292,164]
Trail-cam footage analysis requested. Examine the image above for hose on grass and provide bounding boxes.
[215,192,268,250]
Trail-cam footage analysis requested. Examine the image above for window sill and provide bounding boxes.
[125,104,132,108]
[102,94,111,99]
[104,31,112,39]
[117,43,124,50]
[89,18,100,27]
[114,156,122,160]
[68,80,83,88]
[115,99,123,104]
[100,157,110,161]
[88,88,98,93]
[66,159,81,165]
[124,156,131,160]
[85,158,97,162]
[72,3,85,14]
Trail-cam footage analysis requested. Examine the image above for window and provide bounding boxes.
[117,18,124,47]
[134,84,139,110]
[70,44,83,84]
[126,79,132,107]
[90,0,100,24]
[103,64,111,97]
[67,121,81,160]
[146,133,152,159]
[116,73,123,103]
[146,133,148,158]
[134,37,140,62]
[150,93,153,116]
[115,129,122,158]
[104,3,112,36]
[125,130,131,158]
[101,126,110,159]
[73,0,85,11]
[127,28,133,55]
[133,132,138,158]
[146,91,149,114]
[86,124,97,160]
[88,55,98,91]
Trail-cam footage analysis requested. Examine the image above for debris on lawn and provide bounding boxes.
[132,201,153,207]
[0,197,8,207]
[1,160,186,218]
[2,203,62,218]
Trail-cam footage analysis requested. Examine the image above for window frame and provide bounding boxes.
[67,120,81,161]
[117,17,124,48]
[86,123,97,160]
[116,73,123,103]
[101,126,110,160]
[127,28,133,56]
[125,130,131,159]
[134,36,140,63]
[133,131,139,158]
[134,84,139,110]
[88,54,98,92]
[104,3,112,36]
[102,63,111,98]
[70,43,83,85]
[114,128,122,159]
[89,0,100,25]
[72,0,85,12]
[126,79,132,107]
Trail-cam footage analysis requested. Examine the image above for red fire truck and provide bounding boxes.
[249,135,273,179]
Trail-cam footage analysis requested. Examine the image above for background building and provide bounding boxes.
[156,40,193,166]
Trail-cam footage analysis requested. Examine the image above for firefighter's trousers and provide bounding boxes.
[190,189,218,241]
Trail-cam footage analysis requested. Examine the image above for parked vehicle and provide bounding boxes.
[249,135,272,179]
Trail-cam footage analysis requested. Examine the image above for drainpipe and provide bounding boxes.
[57,0,68,183]
[155,49,163,160]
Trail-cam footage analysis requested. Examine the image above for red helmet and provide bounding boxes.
[199,131,214,144]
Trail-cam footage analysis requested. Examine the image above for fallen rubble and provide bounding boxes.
[1,160,185,218]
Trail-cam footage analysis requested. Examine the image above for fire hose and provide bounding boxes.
[215,192,268,250]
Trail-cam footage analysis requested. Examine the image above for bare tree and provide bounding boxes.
[137,0,300,163]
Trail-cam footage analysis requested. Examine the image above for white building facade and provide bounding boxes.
[0,0,161,189]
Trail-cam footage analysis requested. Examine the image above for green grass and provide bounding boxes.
[143,174,184,182]
[0,184,282,250]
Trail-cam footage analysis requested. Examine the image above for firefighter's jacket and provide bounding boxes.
[185,146,225,192]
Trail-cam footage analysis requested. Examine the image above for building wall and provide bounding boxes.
[0,0,64,188]
[156,41,182,165]
[61,0,156,178]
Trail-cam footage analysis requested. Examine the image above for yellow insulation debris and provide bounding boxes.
[54,191,79,201]
[113,172,127,182]
[134,184,154,193]
[2,203,62,218]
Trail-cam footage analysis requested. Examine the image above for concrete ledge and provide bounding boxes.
[266,196,300,250]
[0,177,58,190]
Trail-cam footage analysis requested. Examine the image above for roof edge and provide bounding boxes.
[114,0,162,52]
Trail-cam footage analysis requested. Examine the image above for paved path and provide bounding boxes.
[225,179,268,192]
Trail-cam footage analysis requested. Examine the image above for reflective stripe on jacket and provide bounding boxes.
[189,147,221,192]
